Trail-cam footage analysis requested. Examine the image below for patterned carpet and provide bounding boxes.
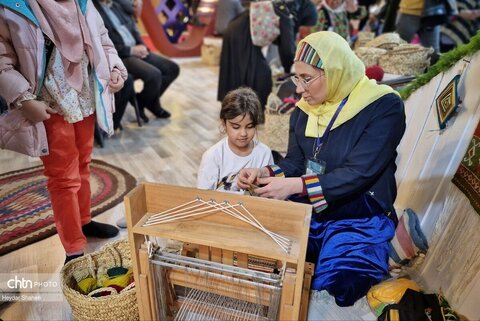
[0,159,136,256]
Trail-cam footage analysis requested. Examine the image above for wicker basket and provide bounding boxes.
[355,47,387,67]
[354,31,375,49]
[365,32,403,50]
[263,110,291,153]
[378,44,433,75]
[61,239,139,321]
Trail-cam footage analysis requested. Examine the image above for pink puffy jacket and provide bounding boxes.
[0,0,127,156]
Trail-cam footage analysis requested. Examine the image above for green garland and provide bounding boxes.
[399,31,480,100]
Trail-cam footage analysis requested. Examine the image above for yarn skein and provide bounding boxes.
[77,277,98,295]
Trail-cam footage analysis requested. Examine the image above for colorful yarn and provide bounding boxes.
[108,284,125,293]
[102,269,133,289]
[367,278,421,316]
[366,65,384,82]
[77,277,98,295]
[97,274,110,288]
[107,266,128,277]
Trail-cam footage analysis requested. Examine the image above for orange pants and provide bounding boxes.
[40,113,96,253]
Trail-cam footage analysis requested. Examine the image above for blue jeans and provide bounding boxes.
[396,13,440,53]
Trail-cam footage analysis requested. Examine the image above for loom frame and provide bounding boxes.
[124,182,313,321]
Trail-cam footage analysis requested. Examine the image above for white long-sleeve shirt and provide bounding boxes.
[197,137,273,193]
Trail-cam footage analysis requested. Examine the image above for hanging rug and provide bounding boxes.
[452,120,480,216]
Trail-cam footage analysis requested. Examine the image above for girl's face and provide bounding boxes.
[224,113,256,155]
[293,61,328,105]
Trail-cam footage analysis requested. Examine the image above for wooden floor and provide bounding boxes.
[0,57,232,320]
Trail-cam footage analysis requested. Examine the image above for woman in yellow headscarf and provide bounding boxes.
[238,31,406,306]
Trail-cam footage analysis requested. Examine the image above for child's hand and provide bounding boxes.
[237,167,269,189]
[21,100,57,123]
[109,69,125,93]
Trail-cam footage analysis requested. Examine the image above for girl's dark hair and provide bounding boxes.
[220,87,262,126]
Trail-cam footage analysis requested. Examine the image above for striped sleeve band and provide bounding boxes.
[266,165,285,177]
[302,174,328,213]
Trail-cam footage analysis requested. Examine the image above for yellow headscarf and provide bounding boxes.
[294,31,399,138]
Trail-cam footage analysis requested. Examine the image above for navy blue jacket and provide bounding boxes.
[279,93,405,225]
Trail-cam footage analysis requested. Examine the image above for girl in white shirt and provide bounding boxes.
[197,87,274,193]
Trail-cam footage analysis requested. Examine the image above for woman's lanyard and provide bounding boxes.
[312,96,349,159]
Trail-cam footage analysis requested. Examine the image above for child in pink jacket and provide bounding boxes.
[0,0,127,263]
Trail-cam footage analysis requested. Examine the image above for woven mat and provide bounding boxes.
[452,121,480,216]
[0,159,136,255]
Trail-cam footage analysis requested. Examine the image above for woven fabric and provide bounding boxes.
[436,74,460,129]
[294,41,323,69]
[452,120,480,216]
[0,159,136,255]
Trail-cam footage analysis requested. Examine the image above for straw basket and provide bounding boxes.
[354,31,375,49]
[379,44,433,75]
[355,47,387,67]
[263,111,291,152]
[61,239,139,321]
[365,32,403,50]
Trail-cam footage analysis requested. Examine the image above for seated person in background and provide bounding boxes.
[112,74,134,131]
[115,0,142,19]
[197,87,273,193]
[214,0,244,35]
[440,0,480,52]
[94,0,179,121]
[238,31,406,306]
[300,0,367,42]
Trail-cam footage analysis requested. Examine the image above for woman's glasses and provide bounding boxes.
[290,73,323,89]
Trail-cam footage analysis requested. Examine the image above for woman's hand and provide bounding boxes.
[21,100,57,123]
[459,9,480,20]
[109,69,125,93]
[253,177,304,200]
[237,167,269,189]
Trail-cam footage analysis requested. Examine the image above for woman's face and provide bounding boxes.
[326,0,344,9]
[293,61,328,105]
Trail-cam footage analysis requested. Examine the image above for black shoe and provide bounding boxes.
[156,108,171,119]
[82,221,119,238]
[64,253,84,265]
[147,106,171,119]
[139,108,150,123]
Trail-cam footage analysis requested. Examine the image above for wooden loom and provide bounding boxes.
[125,182,313,321]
